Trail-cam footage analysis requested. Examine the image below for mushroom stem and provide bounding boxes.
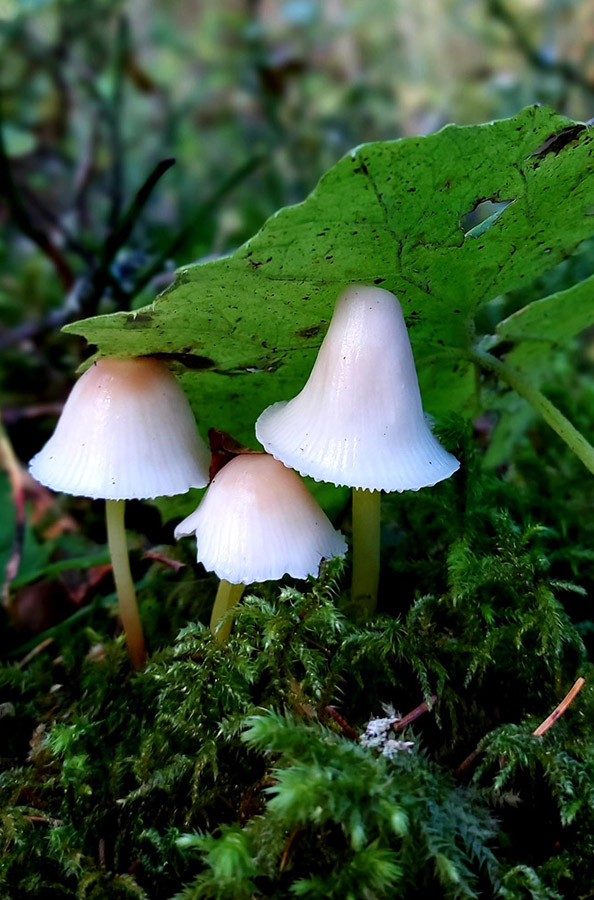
[105,499,146,669]
[210,580,245,643]
[351,488,381,615]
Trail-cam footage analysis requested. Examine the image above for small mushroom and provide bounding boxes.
[29,357,210,667]
[256,284,459,613]
[174,452,347,642]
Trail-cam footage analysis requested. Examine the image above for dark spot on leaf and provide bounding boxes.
[125,313,153,326]
[296,324,322,339]
[374,278,386,285]
[151,353,215,370]
[529,125,586,158]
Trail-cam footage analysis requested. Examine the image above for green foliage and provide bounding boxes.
[66,107,594,444]
[1,442,594,898]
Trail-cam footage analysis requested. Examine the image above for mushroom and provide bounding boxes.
[174,452,347,642]
[29,357,210,667]
[255,284,459,613]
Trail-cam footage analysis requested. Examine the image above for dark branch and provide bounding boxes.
[128,152,263,296]
[0,117,75,290]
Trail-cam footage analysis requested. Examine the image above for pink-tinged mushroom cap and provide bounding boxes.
[256,285,459,492]
[29,357,210,500]
[174,453,347,584]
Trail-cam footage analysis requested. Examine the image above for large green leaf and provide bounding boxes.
[65,106,594,445]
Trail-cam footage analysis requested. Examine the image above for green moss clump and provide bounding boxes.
[2,422,594,898]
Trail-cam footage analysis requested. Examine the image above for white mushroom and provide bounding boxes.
[256,285,460,613]
[175,452,347,641]
[29,357,210,667]
[30,357,210,500]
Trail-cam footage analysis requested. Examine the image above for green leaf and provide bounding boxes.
[11,548,111,589]
[498,272,594,346]
[497,271,594,381]
[65,107,594,444]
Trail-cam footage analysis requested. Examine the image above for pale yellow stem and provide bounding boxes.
[351,488,381,616]
[105,499,146,669]
[210,579,245,643]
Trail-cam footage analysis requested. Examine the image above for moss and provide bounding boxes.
[2,417,594,898]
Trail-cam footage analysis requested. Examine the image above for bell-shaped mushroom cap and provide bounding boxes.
[256,285,459,492]
[29,357,210,500]
[174,453,347,585]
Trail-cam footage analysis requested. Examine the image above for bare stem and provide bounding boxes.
[351,488,381,615]
[471,345,594,477]
[210,579,245,643]
[105,499,146,669]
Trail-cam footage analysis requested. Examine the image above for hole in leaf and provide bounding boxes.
[461,198,514,239]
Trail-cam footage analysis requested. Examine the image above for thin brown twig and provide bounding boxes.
[279,826,300,873]
[455,748,481,778]
[533,677,586,737]
[456,678,587,778]
[23,815,63,826]
[392,695,437,732]
[325,706,360,741]
[16,637,55,670]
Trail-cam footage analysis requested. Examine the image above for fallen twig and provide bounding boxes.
[455,748,481,778]
[23,815,63,826]
[392,695,437,732]
[327,694,438,744]
[326,706,360,741]
[456,677,587,778]
[533,677,586,737]
[16,637,55,670]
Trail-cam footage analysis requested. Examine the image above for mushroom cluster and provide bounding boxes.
[28,284,459,658]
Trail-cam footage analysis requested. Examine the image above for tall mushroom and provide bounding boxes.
[255,284,459,614]
[29,357,210,668]
[174,452,347,642]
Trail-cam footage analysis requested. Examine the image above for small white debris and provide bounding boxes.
[360,704,414,757]
[382,738,415,758]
